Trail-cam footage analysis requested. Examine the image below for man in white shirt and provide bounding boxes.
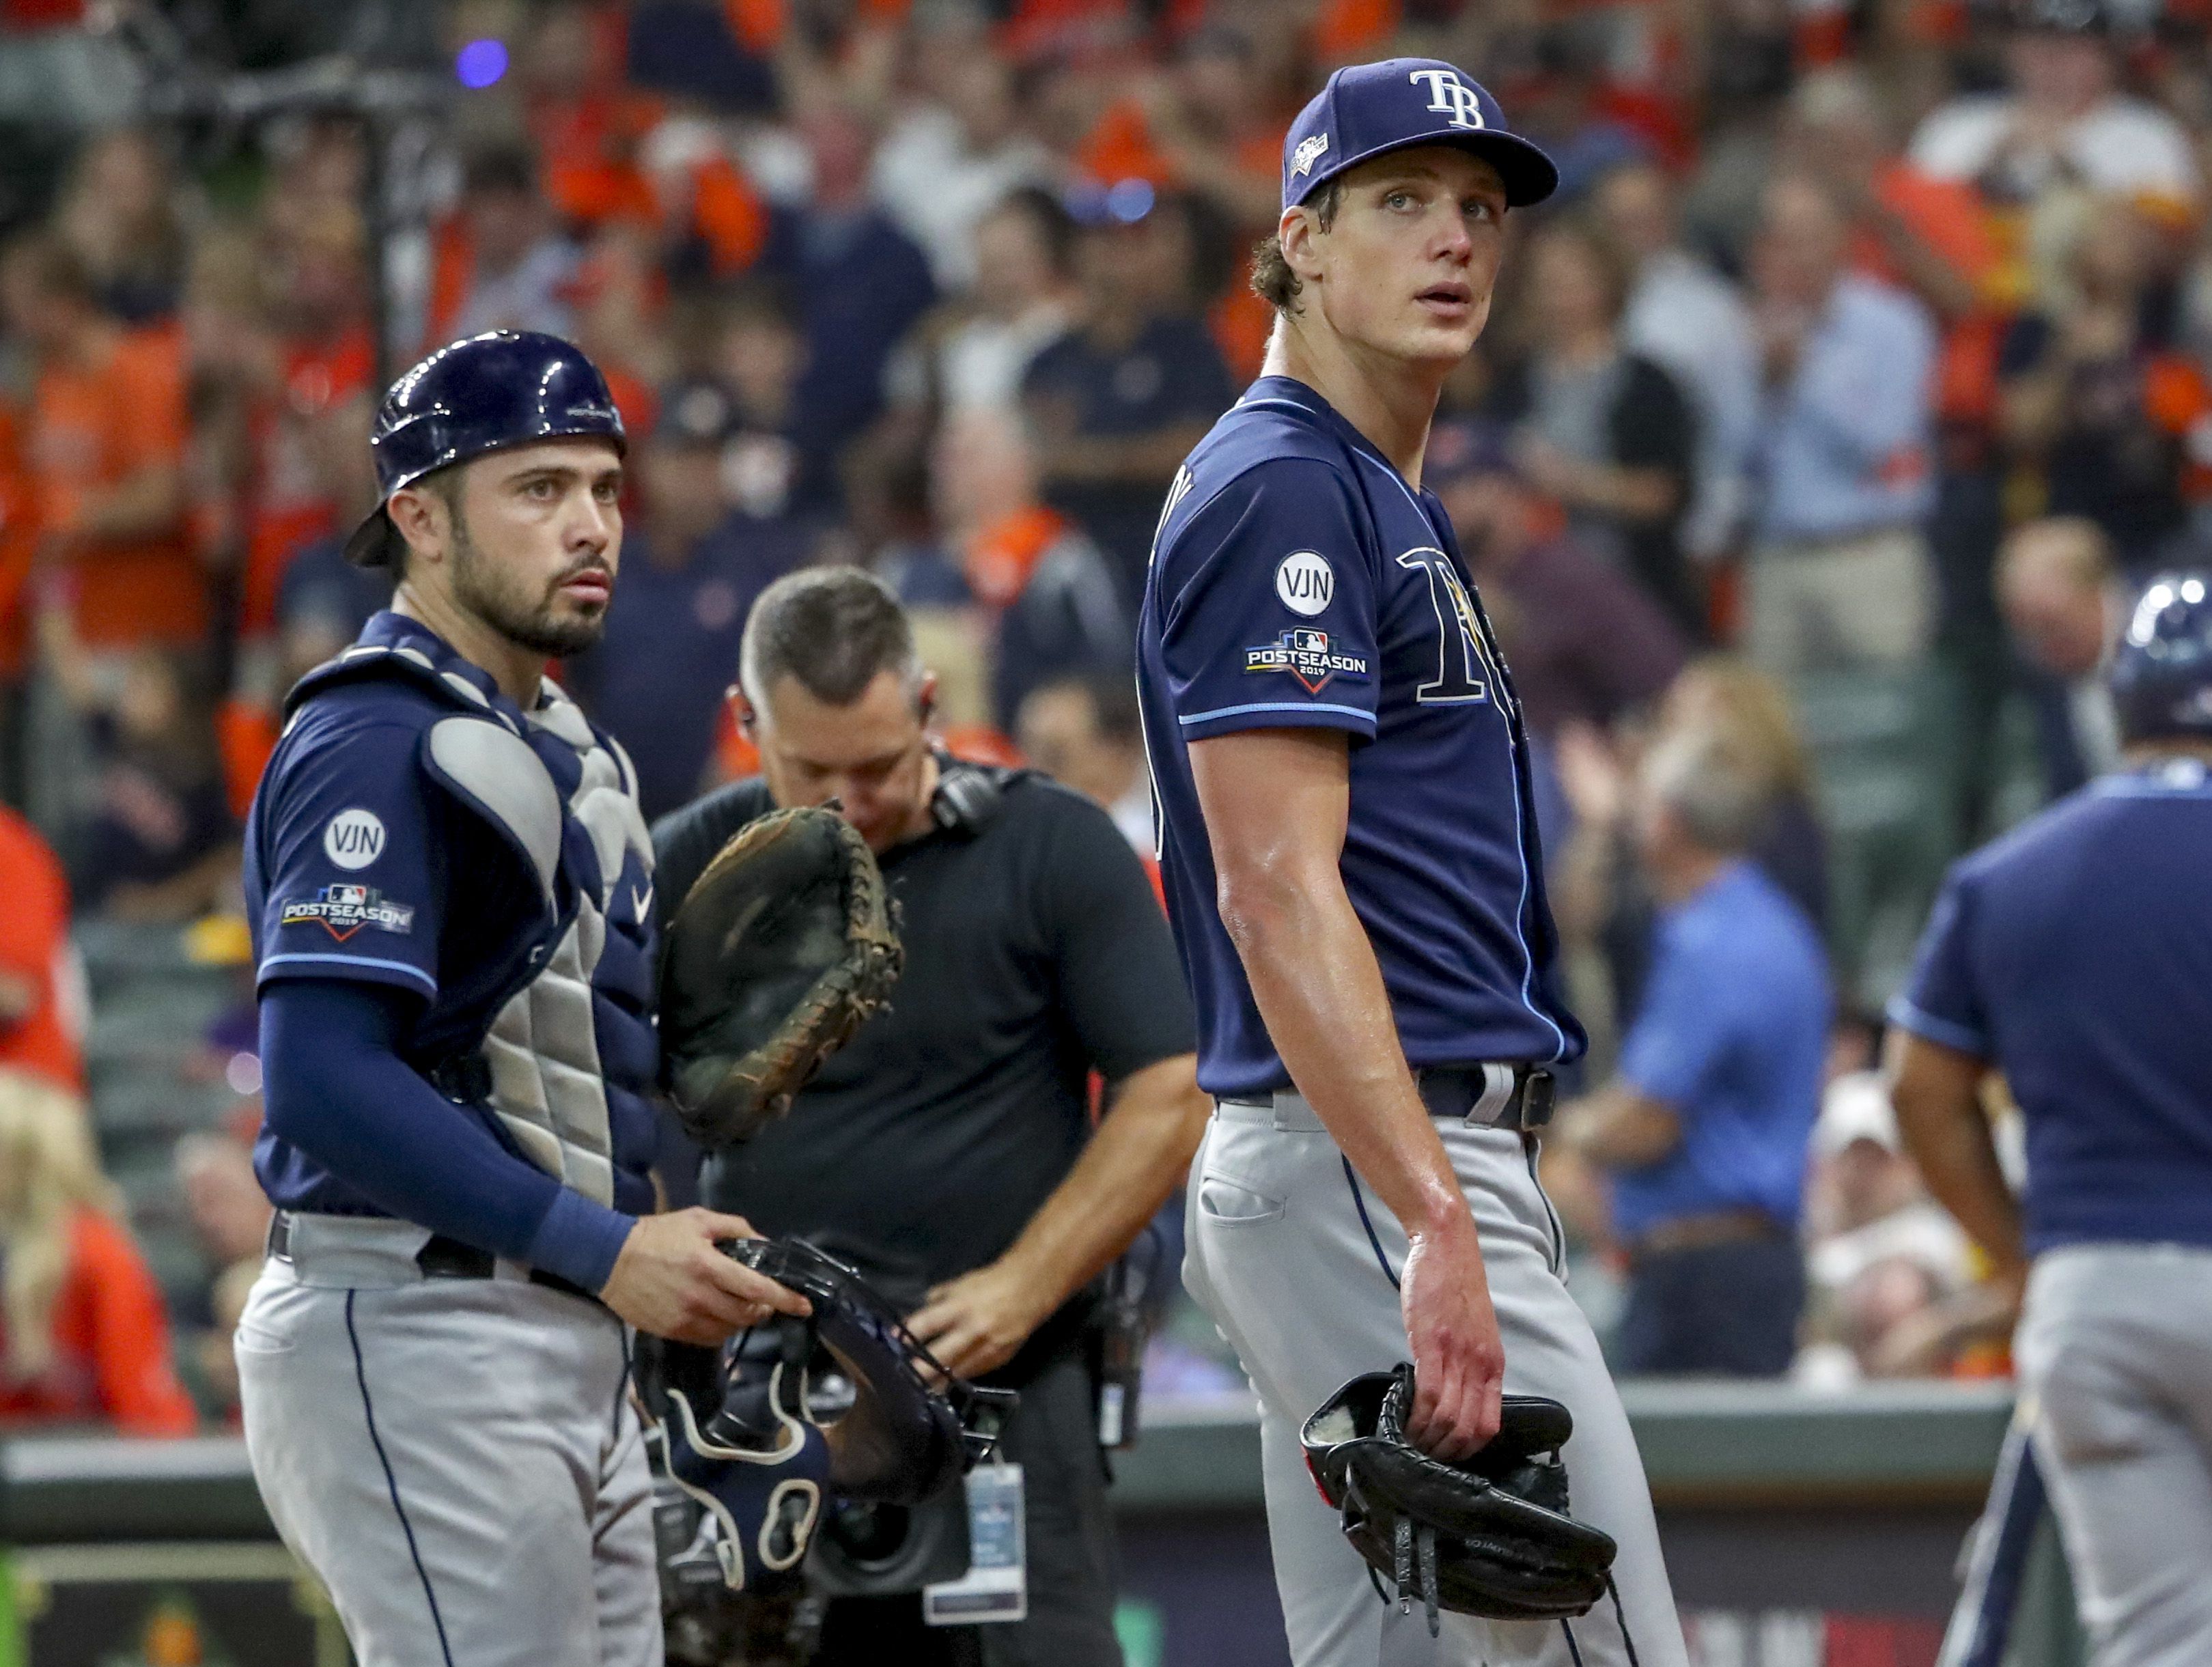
[1908,0,2198,208]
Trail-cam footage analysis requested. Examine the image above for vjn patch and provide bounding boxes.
[280,884,415,942]
[1245,628,1370,695]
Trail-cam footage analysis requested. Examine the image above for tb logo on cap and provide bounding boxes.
[1409,68,1486,131]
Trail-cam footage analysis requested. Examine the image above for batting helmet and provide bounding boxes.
[2110,572,2212,744]
[341,330,627,569]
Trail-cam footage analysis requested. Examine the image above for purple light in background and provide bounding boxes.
[1105,178,1156,225]
[456,38,509,90]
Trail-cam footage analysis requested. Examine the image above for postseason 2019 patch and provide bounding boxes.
[280,884,415,942]
[1245,628,1370,695]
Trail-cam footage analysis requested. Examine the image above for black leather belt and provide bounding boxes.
[1222,1065,1555,1130]
[268,1212,600,1305]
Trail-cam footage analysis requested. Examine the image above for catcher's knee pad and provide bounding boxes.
[1301,1364,1619,1636]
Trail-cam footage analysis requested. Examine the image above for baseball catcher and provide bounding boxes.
[660,805,904,1149]
[638,1239,1018,1665]
[1301,1366,1629,1653]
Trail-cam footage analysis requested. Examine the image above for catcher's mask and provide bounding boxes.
[720,1237,1019,1504]
[1300,1366,1623,1640]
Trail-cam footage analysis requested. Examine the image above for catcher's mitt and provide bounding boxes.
[660,806,902,1147]
[1300,1364,1618,1637]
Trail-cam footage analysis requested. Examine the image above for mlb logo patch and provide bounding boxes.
[280,884,416,943]
[1245,628,1371,695]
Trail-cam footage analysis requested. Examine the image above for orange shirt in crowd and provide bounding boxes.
[0,807,83,1094]
[27,325,208,649]
[0,1208,197,1436]
[0,403,39,680]
[242,328,375,637]
[1852,163,2020,430]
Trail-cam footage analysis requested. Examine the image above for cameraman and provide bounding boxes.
[653,569,1207,1665]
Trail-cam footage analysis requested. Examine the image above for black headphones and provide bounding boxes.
[929,757,1019,836]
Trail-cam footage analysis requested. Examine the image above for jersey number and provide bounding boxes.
[1397,548,1502,707]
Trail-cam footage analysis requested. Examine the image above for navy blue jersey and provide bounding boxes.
[1136,376,1584,1095]
[1892,757,2212,1252]
[244,611,660,1220]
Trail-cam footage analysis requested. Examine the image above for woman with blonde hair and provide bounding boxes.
[0,1071,196,1433]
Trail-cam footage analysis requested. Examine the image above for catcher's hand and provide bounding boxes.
[1301,1364,1617,1635]
[660,806,903,1147]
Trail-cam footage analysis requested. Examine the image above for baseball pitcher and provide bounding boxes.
[1134,59,1690,1667]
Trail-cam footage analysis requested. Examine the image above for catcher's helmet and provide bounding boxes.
[2110,572,2212,745]
[342,329,626,569]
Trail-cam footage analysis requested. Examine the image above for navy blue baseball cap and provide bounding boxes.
[344,330,627,568]
[1281,58,1558,214]
[2112,571,2212,743]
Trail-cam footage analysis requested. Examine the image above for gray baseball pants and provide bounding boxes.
[2015,1244,2212,1667]
[1184,1093,1688,1667]
[235,1214,661,1667]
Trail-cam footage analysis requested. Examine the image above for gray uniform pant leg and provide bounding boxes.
[1183,1099,1688,1667]
[237,1255,662,1667]
[2016,1245,2212,1667]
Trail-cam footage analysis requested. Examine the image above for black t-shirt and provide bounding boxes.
[652,764,1196,1367]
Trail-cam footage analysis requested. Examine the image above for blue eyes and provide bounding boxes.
[1384,191,1498,222]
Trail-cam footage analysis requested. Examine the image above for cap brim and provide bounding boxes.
[341,504,396,569]
[1302,129,1560,210]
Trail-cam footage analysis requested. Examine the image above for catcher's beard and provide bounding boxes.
[448,507,610,658]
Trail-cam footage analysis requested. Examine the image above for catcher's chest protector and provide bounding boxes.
[287,636,659,1205]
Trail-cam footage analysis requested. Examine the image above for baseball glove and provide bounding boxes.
[1300,1364,1619,1637]
[660,806,903,1147]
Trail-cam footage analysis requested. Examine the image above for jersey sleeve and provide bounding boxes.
[1155,459,1380,743]
[253,717,444,1000]
[1888,865,1989,1056]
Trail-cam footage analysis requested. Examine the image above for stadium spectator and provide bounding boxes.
[568,379,814,822]
[0,230,204,652]
[1654,660,1833,938]
[709,284,822,523]
[1554,658,1832,1052]
[36,595,234,921]
[1108,24,1285,233]
[1998,517,2125,798]
[929,404,1127,731]
[1907,1,2200,212]
[1552,729,1832,1377]
[1593,159,1760,563]
[1743,173,1939,675]
[240,203,375,641]
[51,127,186,326]
[1998,195,2207,572]
[771,103,937,510]
[871,46,1057,291]
[1492,218,1702,639]
[430,142,581,346]
[0,804,81,1094]
[1016,671,1154,860]
[887,186,1080,420]
[1022,185,1235,606]
[1797,1069,1980,1385]
[1429,416,1688,740]
[173,1130,270,1424]
[0,1070,195,1434]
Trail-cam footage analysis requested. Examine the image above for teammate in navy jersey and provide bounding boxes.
[1136,58,1687,1667]
[1893,573,2212,1667]
[234,332,804,1667]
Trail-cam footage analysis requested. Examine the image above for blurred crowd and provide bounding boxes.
[1,0,2209,1431]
